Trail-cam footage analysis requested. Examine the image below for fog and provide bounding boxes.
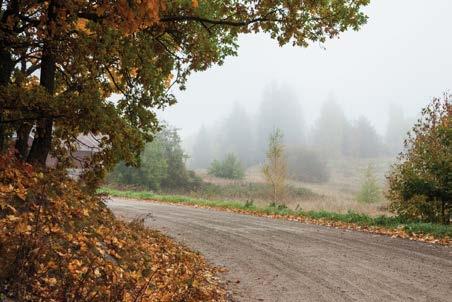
[106,0,450,223]
[159,0,451,143]
[186,86,411,170]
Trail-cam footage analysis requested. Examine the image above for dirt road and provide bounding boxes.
[107,198,452,302]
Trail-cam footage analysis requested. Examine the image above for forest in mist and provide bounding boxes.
[188,84,413,176]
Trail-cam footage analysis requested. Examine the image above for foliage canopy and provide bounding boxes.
[0,0,369,181]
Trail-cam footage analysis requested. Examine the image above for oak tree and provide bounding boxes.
[0,0,370,181]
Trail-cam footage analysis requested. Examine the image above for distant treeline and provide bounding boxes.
[190,85,412,170]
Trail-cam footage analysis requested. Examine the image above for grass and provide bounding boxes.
[100,187,451,239]
[167,181,317,201]
[201,165,392,217]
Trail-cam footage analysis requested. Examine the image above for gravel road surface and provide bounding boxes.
[108,198,452,302]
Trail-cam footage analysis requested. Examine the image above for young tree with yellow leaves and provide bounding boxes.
[263,128,287,206]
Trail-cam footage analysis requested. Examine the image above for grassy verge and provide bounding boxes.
[100,187,451,240]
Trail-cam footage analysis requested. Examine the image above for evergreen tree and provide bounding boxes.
[191,126,214,169]
[219,103,256,167]
[347,116,383,158]
[385,104,411,156]
[256,85,305,160]
[311,98,349,158]
[109,125,197,190]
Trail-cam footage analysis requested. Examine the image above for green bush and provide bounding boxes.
[108,126,200,190]
[109,142,167,190]
[208,153,244,179]
[387,95,451,224]
[357,164,381,203]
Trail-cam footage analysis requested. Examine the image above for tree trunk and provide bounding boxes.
[446,204,449,225]
[0,106,4,153]
[0,46,15,153]
[27,48,56,165]
[442,200,449,225]
[15,122,33,159]
[0,112,5,153]
[27,0,58,165]
[27,117,54,164]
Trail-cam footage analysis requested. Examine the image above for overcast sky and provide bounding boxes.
[159,0,452,138]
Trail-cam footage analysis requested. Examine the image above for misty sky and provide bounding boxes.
[159,0,452,138]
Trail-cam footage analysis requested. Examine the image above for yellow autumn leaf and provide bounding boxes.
[130,67,138,77]
[44,277,58,286]
[50,225,61,233]
[164,73,174,88]
[6,204,17,213]
[192,0,199,9]
[16,191,27,201]
[94,268,101,277]
[75,18,93,34]
[0,184,14,193]
[15,222,31,234]
[68,259,82,274]
[6,215,20,222]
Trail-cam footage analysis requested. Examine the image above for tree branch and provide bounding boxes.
[0,114,65,124]
[160,11,280,27]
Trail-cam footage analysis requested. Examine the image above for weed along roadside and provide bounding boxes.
[100,188,451,245]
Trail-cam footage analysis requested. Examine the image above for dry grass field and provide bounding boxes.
[196,157,396,216]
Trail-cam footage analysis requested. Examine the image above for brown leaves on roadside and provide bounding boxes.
[0,153,226,301]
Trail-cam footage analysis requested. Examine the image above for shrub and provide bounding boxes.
[208,153,245,179]
[109,126,200,191]
[159,127,200,189]
[109,142,168,190]
[357,164,381,203]
[387,94,451,224]
[287,147,329,183]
